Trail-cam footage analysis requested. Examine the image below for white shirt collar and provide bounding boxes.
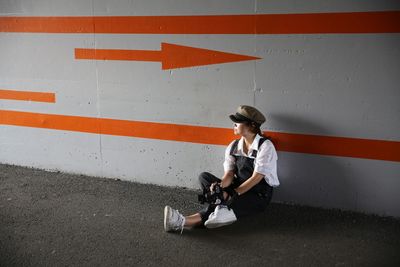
[237,134,263,156]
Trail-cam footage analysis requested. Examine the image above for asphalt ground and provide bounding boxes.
[1,163,399,266]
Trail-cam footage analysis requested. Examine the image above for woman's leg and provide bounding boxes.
[184,213,202,227]
[197,172,221,225]
[230,188,273,219]
[171,172,222,228]
[198,172,221,191]
[165,172,221,231]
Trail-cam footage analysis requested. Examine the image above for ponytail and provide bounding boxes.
[246,121,270,140]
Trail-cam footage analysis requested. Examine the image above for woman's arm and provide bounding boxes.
[220,170,234,188]
[234,140,277,195]
[234,171,265,195]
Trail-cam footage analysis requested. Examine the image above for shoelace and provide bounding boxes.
[174,210,186,234]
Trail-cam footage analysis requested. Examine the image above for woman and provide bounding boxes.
[164,105,279,233]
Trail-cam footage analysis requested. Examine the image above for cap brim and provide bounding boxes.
[229,114,249,123]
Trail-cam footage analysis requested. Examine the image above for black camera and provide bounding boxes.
[198,183,224,205]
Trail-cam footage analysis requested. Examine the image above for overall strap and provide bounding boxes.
[251,137,267,158]
[229,137,269,157]
[229,139,240,156]
[258,137,268,150]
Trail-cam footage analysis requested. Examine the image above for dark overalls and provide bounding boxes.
[198,138,273,224]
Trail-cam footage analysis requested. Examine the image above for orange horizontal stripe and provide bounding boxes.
[0,11,399,34]
[75,48,161,61]
[0,89,55,103]
[268,132,400,162]
[1,109,399,162]
[0,109,234,145]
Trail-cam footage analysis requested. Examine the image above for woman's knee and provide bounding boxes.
[198,172,220,189]
[198,172,210,181]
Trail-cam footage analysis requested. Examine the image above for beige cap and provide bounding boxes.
[229,105,266,125]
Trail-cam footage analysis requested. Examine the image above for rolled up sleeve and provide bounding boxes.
[223,141,236,172]
[254,140,280,187]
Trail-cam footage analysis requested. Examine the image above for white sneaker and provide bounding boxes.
[204,205,237,229]
[164,206,186,233]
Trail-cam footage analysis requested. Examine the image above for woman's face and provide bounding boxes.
[233,123,251,136]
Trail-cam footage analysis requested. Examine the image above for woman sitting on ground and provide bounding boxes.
[164,105,280,232]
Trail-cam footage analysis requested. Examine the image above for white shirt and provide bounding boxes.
[223,134,280,187]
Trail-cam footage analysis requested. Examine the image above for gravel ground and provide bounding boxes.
[1,163,399,266]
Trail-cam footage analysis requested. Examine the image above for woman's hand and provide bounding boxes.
[209,182,218,193]
[220,170,234,188]
[210,182,230,201]
[235,171,265,195]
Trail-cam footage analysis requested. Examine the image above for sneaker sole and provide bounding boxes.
[164,206,170,231]
[205,219,236,229]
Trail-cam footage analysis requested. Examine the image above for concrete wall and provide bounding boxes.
[1,0,399,217]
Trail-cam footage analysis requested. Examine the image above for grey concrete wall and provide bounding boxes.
[1,0,399,217]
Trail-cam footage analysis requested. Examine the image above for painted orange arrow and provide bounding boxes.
[75,43,261,69]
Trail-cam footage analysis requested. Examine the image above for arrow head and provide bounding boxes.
[161,43,261,70]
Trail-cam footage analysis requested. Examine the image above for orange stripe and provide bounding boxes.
[1,109,399,162]
[0,109,234,145]
[0,89,55,103]
[0,11,399,34]
[268,132,400,162]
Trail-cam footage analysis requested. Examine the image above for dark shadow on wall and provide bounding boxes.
[264,113,358,213]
